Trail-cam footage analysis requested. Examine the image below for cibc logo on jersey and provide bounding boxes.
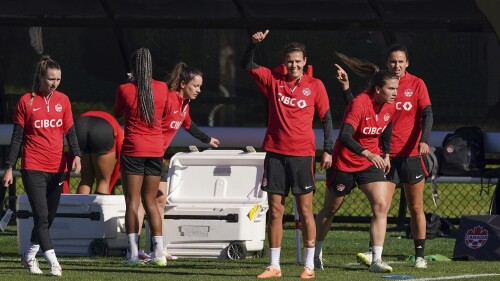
[34,119,63,128]
[170,121,182,130]
[277,92,307,108]
[362,125,387,135]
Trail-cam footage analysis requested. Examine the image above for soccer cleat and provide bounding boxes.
[164,250,178,260]
[256,266,282,278]
[356,252,372,267]
[299,267,315,279]
[126,249,150,261]
[148,256,167,267]
[49,263,62,277]
[313,258,324,271]
[21,255,43,275]
[138,249,151,260]
[369,259,393,273]
[124,259,146,267]
[415,257,428,269]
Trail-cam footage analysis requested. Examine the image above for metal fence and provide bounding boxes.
[3,170,496,227]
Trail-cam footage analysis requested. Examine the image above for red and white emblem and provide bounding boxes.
[446,145,455,153]
[384,113,390,122]
[464,225,488,249]
[302,88,311,96]
[336,184,345,192]
[404,89,413,97]
[55,103,62,112]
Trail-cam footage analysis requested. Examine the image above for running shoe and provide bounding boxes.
[356,252,372,267]
[415,257,428,269]
[299,267,315,279]
[369,259,393,273]
[313,257,324,271]
[256,266,282,278]
[49,263,62,277]
[148,256,167,267]
[21,255,43,275]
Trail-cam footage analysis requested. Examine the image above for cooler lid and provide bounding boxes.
[166,150,267,205]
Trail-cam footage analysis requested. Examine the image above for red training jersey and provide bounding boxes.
[246,66,331,156]
[115,80,168,157]
[14,91,74,172]
[390,72,431,157]
[333,92,396,172]
[162,91,192,151]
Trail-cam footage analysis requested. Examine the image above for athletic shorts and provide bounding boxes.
[75,116,115,155]
[120,155,163,176]
[326,165,387,196]
[261,152,315,196]
[386,156,427,185]
[160,160,169,182]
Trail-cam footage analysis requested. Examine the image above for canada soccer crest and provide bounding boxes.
[446,145,455,153]
[464,225,488,249]
[55,103,62,112]
[261,178,268,187]
[336,184,345,192]
[302,88,311,96]
[404,89,413,97]
[384,113,390,121]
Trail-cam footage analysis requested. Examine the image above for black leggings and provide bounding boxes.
[21,170,66,252]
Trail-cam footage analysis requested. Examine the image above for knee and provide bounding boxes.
[372,201,391,215]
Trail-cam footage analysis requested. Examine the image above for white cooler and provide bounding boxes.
[17,194,127,257]
[147,148,268,259]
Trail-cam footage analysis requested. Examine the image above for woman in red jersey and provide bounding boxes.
[75,111,124,195]
[115,48,168,267]
[134,62,220,260]
[335,44,433,269]
[242,30,334,279]
[2,55,82,276]
[314,54,398,273]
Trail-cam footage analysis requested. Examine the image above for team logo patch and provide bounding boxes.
[336,184,345,192]
[446,145,454,153]
[384,113,390,121]
[262,178,268,187]
[404,89,413,97]
[464,225,488,249]
[302,88,311,96]
[55,103,62,112]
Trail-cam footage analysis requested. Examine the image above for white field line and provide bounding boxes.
[396,273,500,281]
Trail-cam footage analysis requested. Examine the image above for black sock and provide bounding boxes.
[414,239,425,258]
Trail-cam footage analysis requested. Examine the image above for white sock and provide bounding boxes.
[314,241,323,259]
[127,233,139,260]
[372,246,383,262]
[152,236,164,259]
[25,243,40,260]
[304,247,315,269]
[43,249,59,266]
[269,248,281,269]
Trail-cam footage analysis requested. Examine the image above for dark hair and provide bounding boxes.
[131,48,155,127]
[385,43,409,62]
[282,42,307,59]
[166,62,203,92]
[336,52,398,93]
[29,55,61,106]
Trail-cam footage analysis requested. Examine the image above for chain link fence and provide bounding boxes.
[3,169,496,226]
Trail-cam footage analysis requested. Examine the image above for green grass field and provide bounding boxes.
[1,224,500,281]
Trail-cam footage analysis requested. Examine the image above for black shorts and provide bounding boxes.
[75,116,115,155]
[261,152,315,196]
[160,160,169,182]
[326,165,387,196]
[120,155,163,176]
[386,156,427,185]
